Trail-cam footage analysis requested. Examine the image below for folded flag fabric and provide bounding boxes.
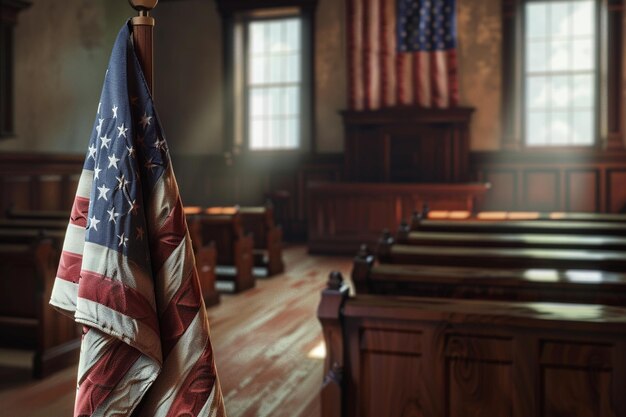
[49,21,226,417]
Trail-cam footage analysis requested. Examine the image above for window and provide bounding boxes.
[246,18,302,150]
[218,0,316,156]
[523,0,597,147]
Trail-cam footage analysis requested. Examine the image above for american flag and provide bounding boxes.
[49,22,226,417]
[347,0,459,110]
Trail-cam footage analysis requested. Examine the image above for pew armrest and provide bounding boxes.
[318,272,350,417]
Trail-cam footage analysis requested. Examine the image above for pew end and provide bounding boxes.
[317,272,350,417]
[195,241,220,307]
[351,245,375,294]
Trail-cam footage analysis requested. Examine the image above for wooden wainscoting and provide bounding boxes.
[472,151,626,213]
[0,153,84,216]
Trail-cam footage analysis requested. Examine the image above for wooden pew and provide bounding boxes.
[318,273,626,417]
[5,208,68,221]
[240,203,285,276]
[0,218,67,231]
[353,246,626,306]
[377,239,626,272]
[187,207,255,293]
[423,209,626,223]
[0,240,80,378]
[194,241,220,307]
[395,228,626,251]
[410,216,626,237]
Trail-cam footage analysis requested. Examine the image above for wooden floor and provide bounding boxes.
[0,246,352,417]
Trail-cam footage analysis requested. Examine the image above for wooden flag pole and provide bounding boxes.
[129,0,158,95]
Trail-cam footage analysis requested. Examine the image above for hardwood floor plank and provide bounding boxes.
[0,246,353,417]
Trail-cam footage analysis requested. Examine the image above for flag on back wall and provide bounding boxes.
[49,21,226,417]
[347,0,459,110]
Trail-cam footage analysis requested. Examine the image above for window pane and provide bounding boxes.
[250,23,267,53]
[549,2,570,38]
[524,0,595,147]
[527,76,548,109]
[572,38,594,70]
[572,74,593,108]
[572,1,594,36]
[549,40,570,72]
[549,75,569,109]
[526,4,548,39]
[527,41,547,73]
[247,17,302,150]
[549,111,570,145]
[250,57,267,84]
[572,111,593,145]
[526,112,548,146]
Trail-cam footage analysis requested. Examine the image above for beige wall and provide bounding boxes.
[0,0,129,153]
[457,0,502,150]
[2,0,504,155]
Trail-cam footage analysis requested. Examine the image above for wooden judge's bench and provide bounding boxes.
[308,107,490,254]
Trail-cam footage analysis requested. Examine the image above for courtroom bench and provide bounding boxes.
[352,247,626,306]
[0,240,80,378]
[422,209,626,223]
[239,204,285,276]
[186,207,255,293]
[410,217,626,237]
[377,241,626,272]
[5,208,68,221]
[318,273,626,417]
[395,228,626,251]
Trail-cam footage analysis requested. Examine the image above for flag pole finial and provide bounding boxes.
[129,0,157,95]
[128,0,158,12]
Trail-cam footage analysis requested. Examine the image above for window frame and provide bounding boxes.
[501,0,623,151]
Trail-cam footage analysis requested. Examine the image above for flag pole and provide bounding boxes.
[128,0,158,95]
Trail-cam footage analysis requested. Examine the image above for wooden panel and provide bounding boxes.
[540,342,615,417]
[38,175,63,210]
[482,170,517,210]
[607,169,626,213]
[523,170,560,211]
[566,170,599,212]
[359,328,424,417]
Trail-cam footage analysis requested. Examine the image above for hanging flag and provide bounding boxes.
[347,0,459,110]
[49,21,226,417]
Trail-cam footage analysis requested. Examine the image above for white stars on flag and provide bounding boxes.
[117,123,128,138]
[117,232,129,247]
[100,135,112,149]
[107,207,120,224]
[116,174,129,191]
[97,184,110,201]
[112,105,118,118]
[89,216,100,231]
[88,145,97,160]
[128,199,139,216]
[108,154,120,169]
[94,165,101,180]
[140,113,152,130]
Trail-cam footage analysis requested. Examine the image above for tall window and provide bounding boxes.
[246,18,302,150]
[524,0,597,146]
